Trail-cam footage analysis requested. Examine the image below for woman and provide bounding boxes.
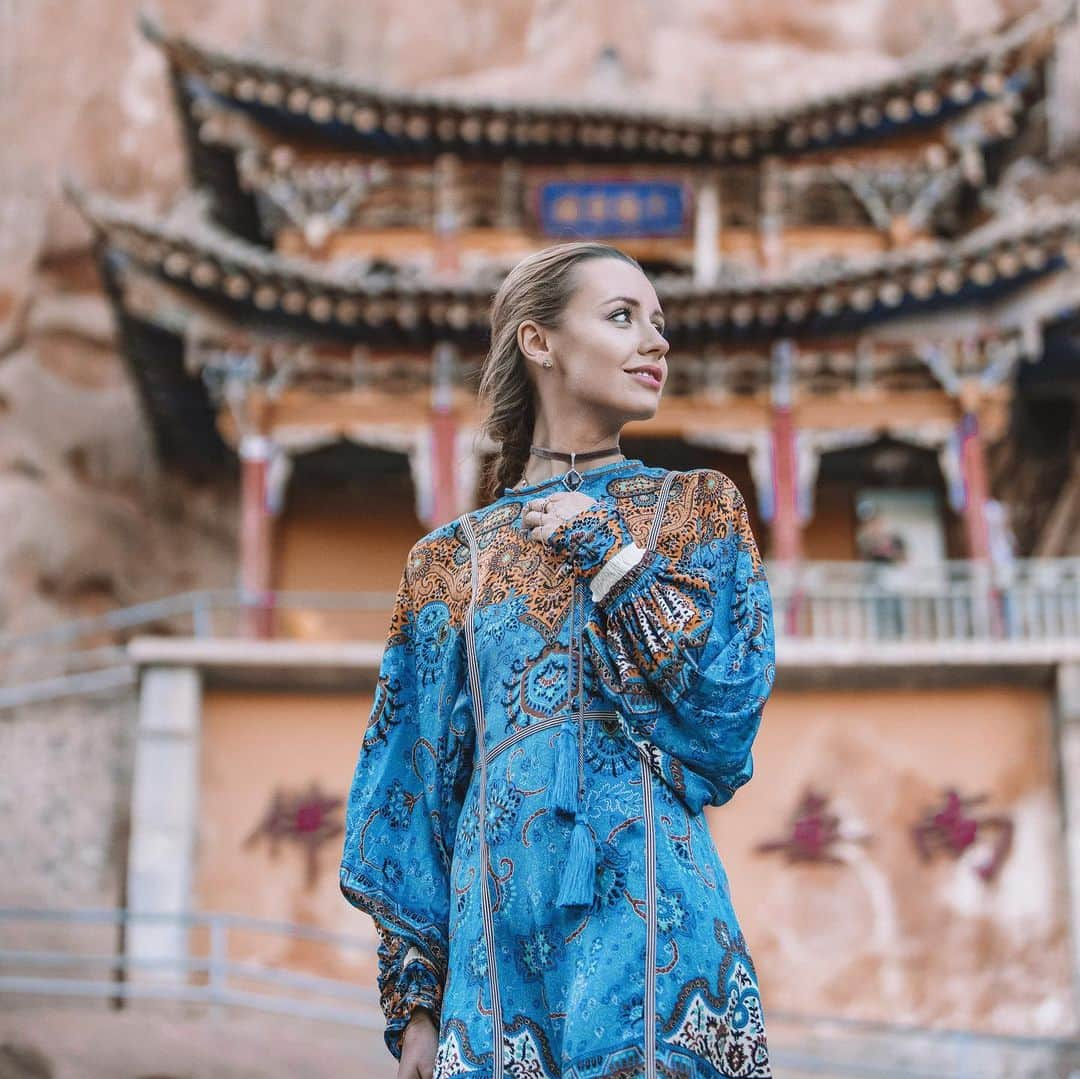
[340,242,775,1079]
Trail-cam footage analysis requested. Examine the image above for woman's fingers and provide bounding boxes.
[397,1047,434,1079]
[522,492,597,544]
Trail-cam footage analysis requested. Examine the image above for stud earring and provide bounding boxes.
[542,359,553,369]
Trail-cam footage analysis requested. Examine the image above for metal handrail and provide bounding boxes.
[0,666,137,709]
[1,908,1077,1076]
[4,560,1080,650]
[0,907,382,1029]
[0,588,399,653]
[3,559,1080,699]
[0,905,374,945]
[766,1010,1080,1053]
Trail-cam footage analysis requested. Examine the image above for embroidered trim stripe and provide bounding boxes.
[460,512,505,1079]
[640,470,672,1079]
[640,752,658,1079]
[647,471,678,551]
[481,712,619,769]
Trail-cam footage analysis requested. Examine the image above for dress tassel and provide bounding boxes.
[555,811,597,908]
[546,725,580,816]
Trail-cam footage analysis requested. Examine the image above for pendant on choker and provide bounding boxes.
[528,444,621,493]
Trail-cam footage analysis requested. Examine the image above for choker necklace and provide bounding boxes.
[526,444,622,491]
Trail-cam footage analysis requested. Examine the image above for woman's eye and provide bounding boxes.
[610,308,632,323]
[653,324,666,337]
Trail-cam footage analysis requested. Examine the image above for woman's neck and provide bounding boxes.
[515,427,624,488]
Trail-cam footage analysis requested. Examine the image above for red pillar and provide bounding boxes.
[957,408,1001,636]
[430,342,459,527]
[958,411,991,561]
[771,340,803,636]
[239,434,275,639]
[771,341,802,563]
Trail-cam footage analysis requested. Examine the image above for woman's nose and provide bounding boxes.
[643,326,668,355]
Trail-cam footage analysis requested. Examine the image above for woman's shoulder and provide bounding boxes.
[639,465,745,508]
[684,467,746,502]
[652,468,754,547]
[401,519,472,613]
[401,496,529,586]
[624,463,740,491]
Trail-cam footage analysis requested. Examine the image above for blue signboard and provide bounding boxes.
[537,181,688,238]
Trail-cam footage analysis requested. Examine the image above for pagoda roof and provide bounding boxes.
[142,3,1071,169]
[71,183,1080,345]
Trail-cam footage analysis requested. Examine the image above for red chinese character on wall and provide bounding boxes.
[244,781,344,888]
[756,789,865,864]
[912,789,1013,882]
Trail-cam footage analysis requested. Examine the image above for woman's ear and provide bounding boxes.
[518,319,552,371]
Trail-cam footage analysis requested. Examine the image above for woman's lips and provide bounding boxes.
[627,368,662,390]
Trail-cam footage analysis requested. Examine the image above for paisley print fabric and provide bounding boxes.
[340,458,776,1076]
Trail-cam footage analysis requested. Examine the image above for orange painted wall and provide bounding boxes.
[196,681,1074,1035]
[196,688,377,988]
[707,684,1074,1035]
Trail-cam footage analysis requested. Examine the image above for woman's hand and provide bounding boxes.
[522,491,597,544]
[397,1006,437,1079]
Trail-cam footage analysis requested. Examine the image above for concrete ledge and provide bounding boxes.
[126,637,384,691]
[776,638,1080,688]
[778,639,1080,666]
[126,634,1080,693]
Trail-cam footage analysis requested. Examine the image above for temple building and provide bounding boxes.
[68,2,1080,1067]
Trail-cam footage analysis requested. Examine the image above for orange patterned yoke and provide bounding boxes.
[340,458,776,1078]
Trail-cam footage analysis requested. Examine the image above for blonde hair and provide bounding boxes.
[478,241,642,502]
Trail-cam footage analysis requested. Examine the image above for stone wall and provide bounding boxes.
[0,686,137,964]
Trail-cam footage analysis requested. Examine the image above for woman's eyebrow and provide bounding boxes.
[599,295,665,319]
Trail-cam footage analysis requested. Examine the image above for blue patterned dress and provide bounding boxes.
[340,458,776,1078]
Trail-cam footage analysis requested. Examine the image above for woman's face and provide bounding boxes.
[527,257,669,425]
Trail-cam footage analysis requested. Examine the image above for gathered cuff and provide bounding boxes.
[547,500,637,580]
[384,959,443,1058]
[374,922,445,1060]
[595,548,671,610]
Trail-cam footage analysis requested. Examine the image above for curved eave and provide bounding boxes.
[95,243,232,475]
[665,210,1080,340]
[71,185,1080,345]
[142,2,1070,166]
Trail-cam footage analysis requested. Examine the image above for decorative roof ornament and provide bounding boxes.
[236,148,391,252]
[826,160,967,241]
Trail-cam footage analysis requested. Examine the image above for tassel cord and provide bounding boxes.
[546,575,579,816]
